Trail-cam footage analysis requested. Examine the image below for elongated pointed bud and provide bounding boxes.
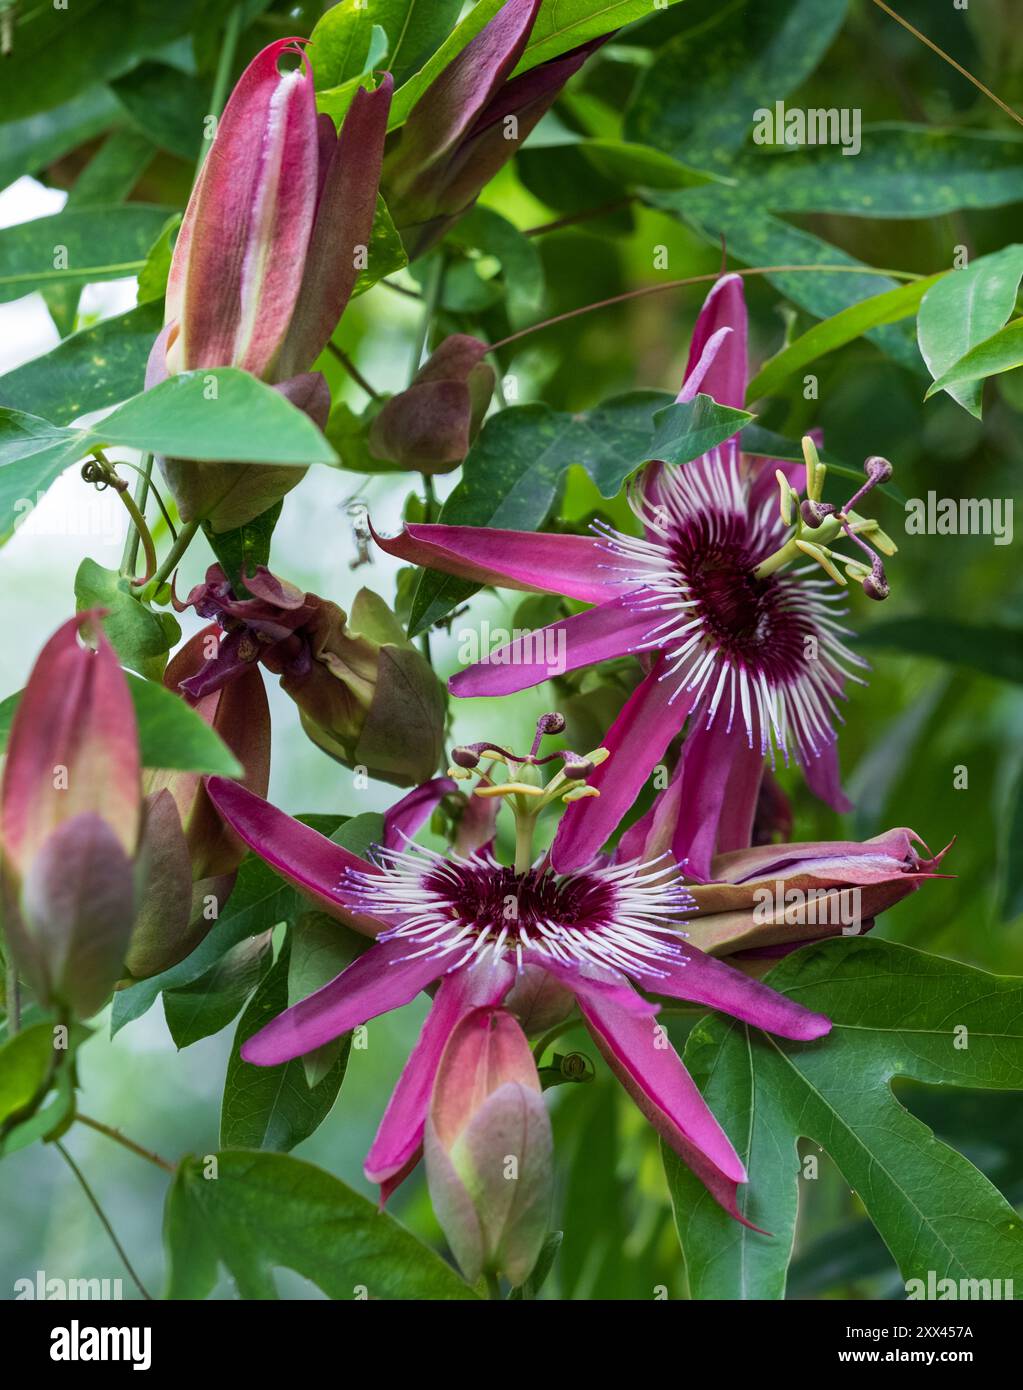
[149,40,391,531]
[1,613,141,1016]
[369,335,495,473]
[382,0,606,257]
[687,829,951,959]
[425,1007,553,1288]
[164,38,320,378]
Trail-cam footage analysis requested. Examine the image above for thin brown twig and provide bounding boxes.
[871,0,1023,128]
[489,262,923,351]
[326,341,381,399]
[523,197,633,237]
[76,1113,176,1174]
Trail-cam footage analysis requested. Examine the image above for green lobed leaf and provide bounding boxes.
[220,941,350,1153]
[111,854,301,1036]
[0,369,338,543]
[747,275,943,401]
[0,301,164,425]
[918,246,1023,418]
[111,61,208,161]
[925,318,1023,403]
[74,558,180,678]
[351,195,408,298]
[288,911,367,1088]
[515,0,689,73]
[655,190,922,370]
[0,204,176,303]
[626,0,848,169]
[1,0,197,122]
[136,214,182,305]
[727,127,1023,220]
[667,939,1023,1299]
[408,392,751,635]
[163,933,274,1051]
[163,1149,478,1298]
[0,87,120,193]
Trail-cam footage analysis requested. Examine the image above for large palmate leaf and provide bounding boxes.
[724,127,1023,219]
[407,392,752,635]
[111,855,299,1036]
[0,87,120,193]
[219,941,351,1152]
[652,191,921,369]
[1,0,197,121]
[163,1150,478,1299]
[918,246,1023,417]
[666,939,1023,1299]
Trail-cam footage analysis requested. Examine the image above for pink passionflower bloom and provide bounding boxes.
[375,275,896,879]
[205,771,831,1223]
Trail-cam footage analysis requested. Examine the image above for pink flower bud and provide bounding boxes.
[369,335,495,474]
[425,1006,553,1288]
[687,829,951,959]
[1,613,141,1016]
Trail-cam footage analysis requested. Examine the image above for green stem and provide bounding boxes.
[4,954,19,1036]
[201,5,244,174]
[75,1114,176,1174]
[119,453,153,578]
[514,810,537,875]
[409,254,446,379]
[485,1270,502,1301]
[150,518,200,590]
[532,1016,580,1064]
[326,341,381,399]
[55,1142,154,1301]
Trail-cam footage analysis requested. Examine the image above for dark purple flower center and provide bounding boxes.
[671,523,813,680]
[422,863,616,937]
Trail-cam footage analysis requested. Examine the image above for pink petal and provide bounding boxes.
[678,273,748,411]
[574,986,754,1224]
[671,720,764,882]
[277,75,393,376]
[2,612,140,873]
[171,39,320,378]
[382,777,458,851]
[389,0,541,181]
[802,737,853,814]
[551,660,695,873]
[366,957,514,1190]
[204,777,383,930]
[370,522,612,605]
[633,948,832,1042]
[528,957,659,1017]
[449,596,649,697]
[240,935,449,1065]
